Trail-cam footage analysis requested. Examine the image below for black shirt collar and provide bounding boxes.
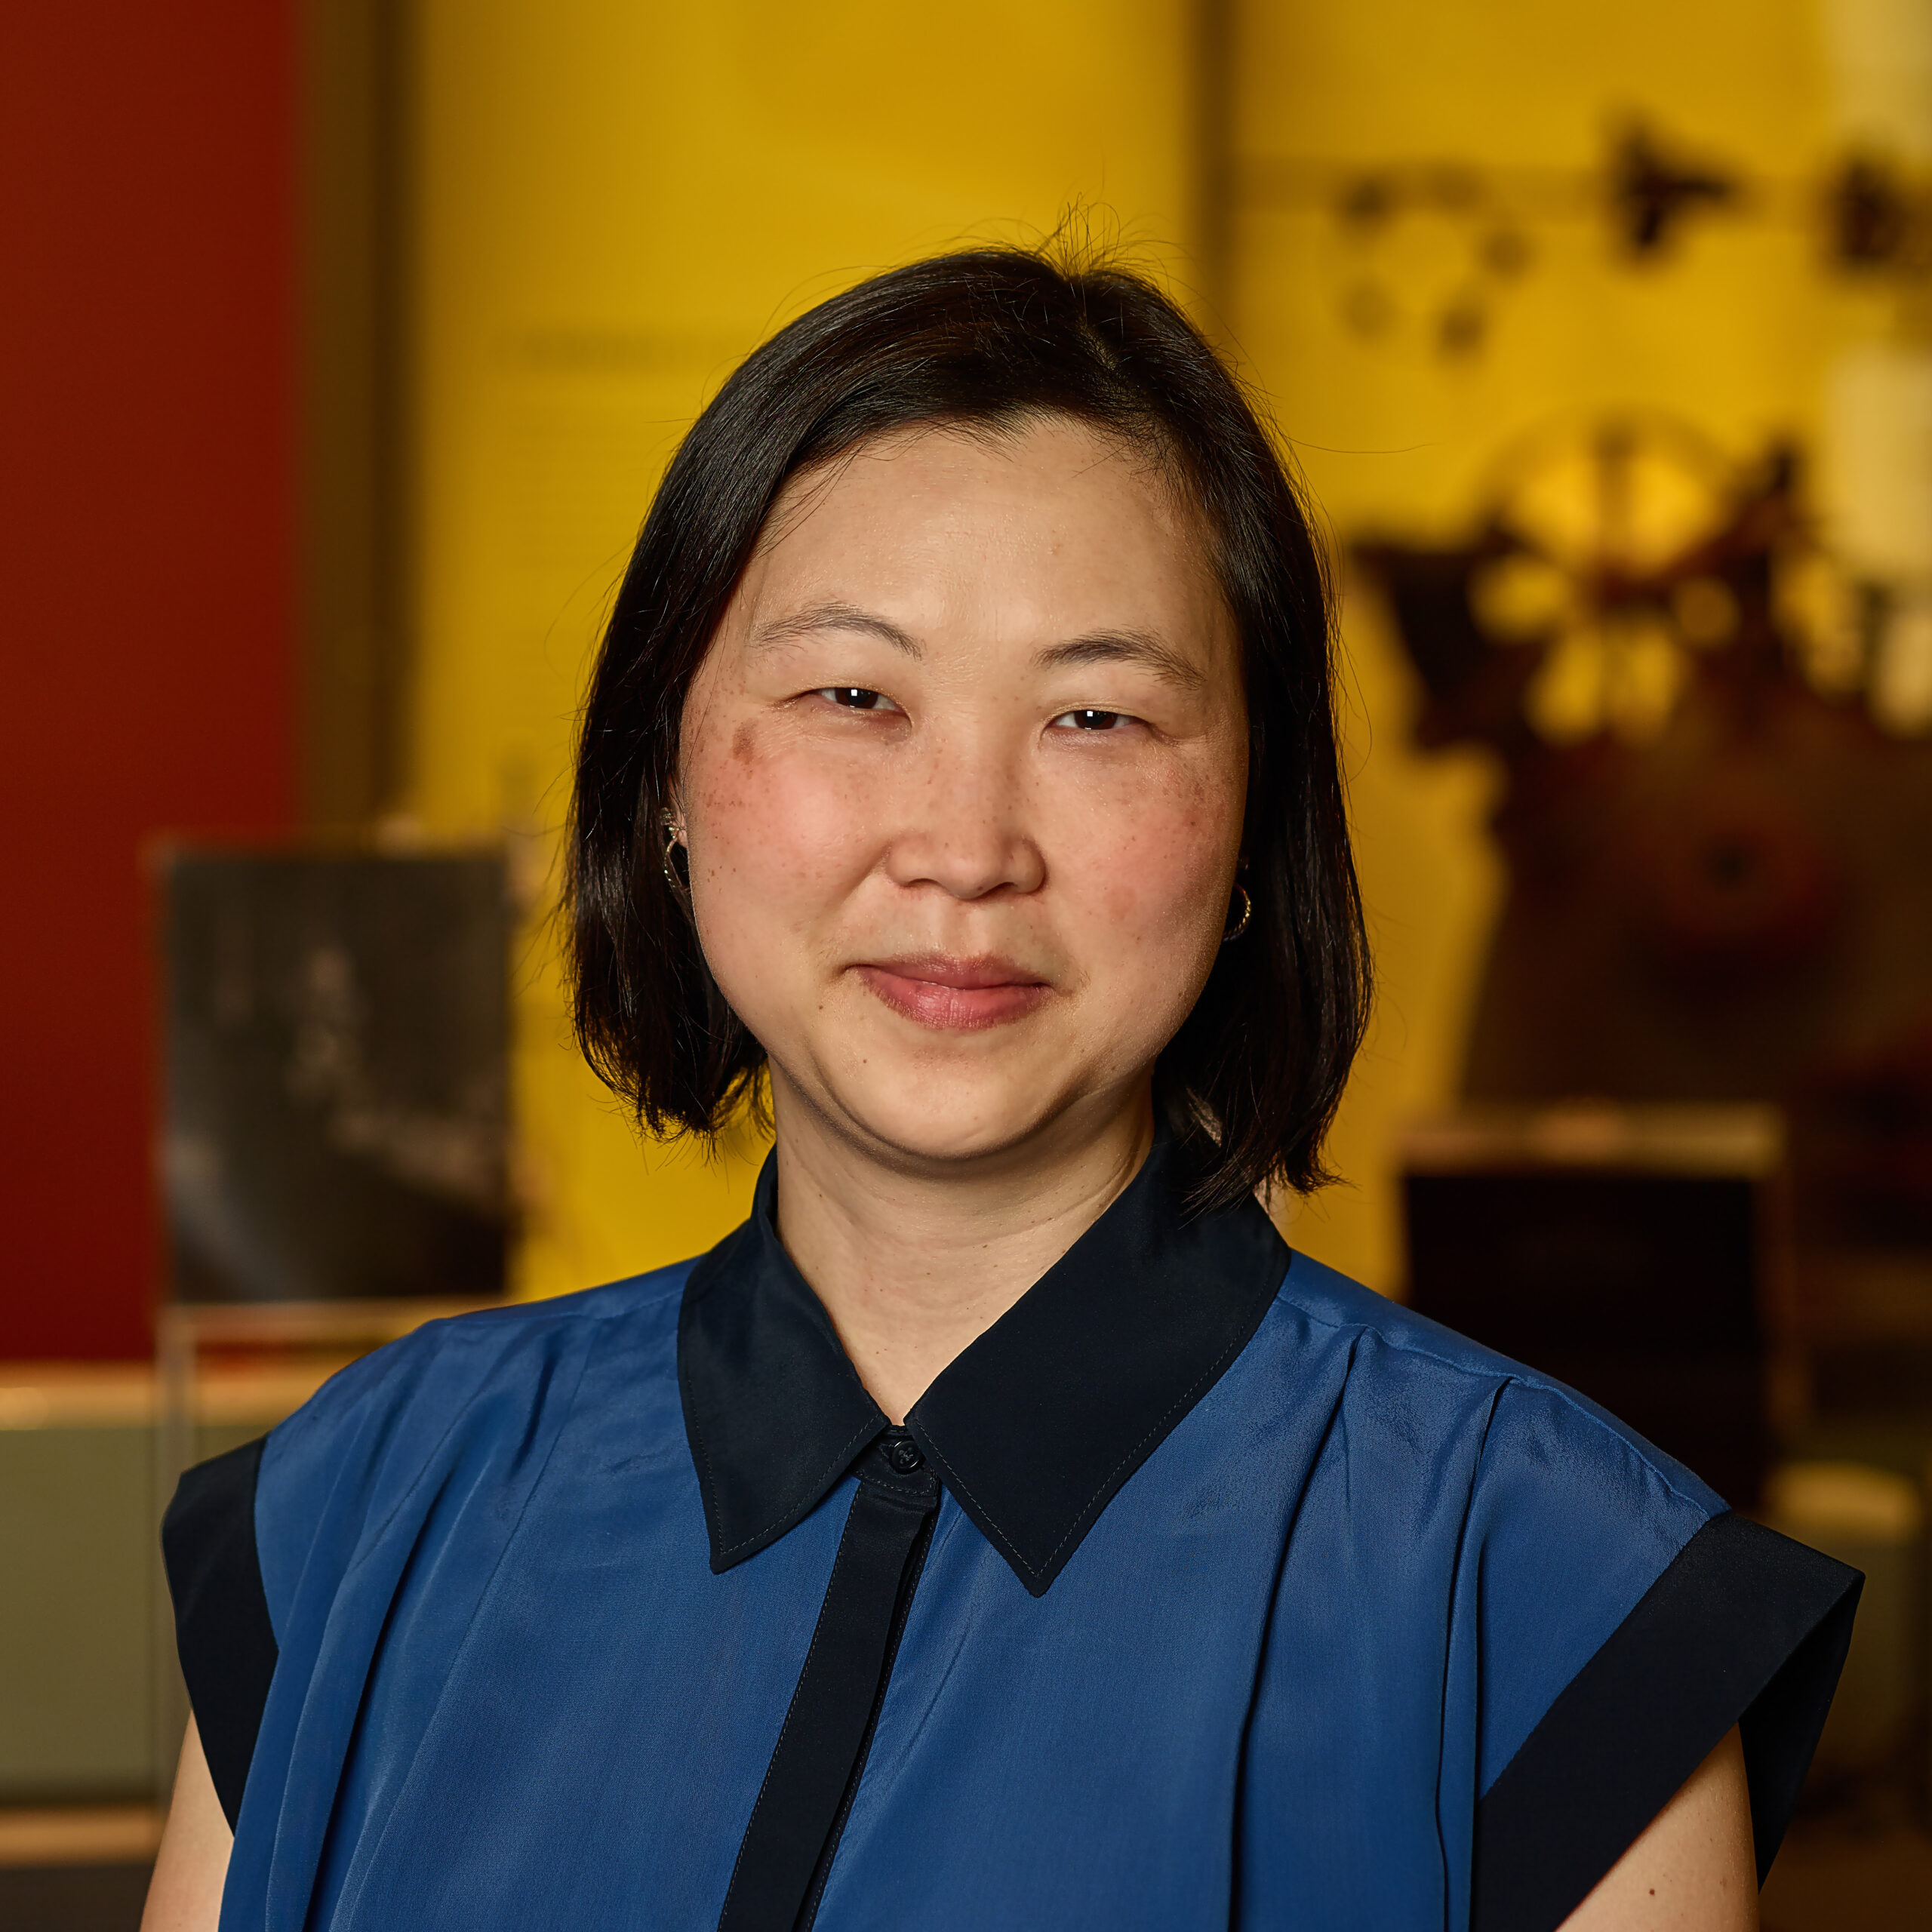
[678,1136,1291,1596]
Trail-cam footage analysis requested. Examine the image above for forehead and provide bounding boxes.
[740,417,1223,627]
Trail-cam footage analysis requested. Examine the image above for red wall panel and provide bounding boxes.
[0,8,295,1358]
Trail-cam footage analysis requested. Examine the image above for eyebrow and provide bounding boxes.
[751,605,1205,694]
[1035,630,1207,694]
[752,601,922,657]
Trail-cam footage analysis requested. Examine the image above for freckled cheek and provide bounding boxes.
[1074,752,1238,915]
[1079,799,1232,947]
[688,732,869,907]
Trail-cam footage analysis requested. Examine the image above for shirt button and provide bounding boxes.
[885,1434,924,1473]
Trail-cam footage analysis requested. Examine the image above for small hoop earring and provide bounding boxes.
[660,811,688,894]
[1222,881,1252,944]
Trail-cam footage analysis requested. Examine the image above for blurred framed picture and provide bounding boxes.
[161,850,509,1304]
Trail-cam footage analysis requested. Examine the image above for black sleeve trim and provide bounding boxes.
[162,1436,279,1831]
[1471,1510,1861,1932]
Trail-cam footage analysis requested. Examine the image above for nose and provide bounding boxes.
[881,723,1045,901]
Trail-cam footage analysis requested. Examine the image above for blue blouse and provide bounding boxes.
[165,1138,1857,1932]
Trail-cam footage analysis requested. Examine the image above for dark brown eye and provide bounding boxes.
[817,687,897,712]
[1056,708,1128,731]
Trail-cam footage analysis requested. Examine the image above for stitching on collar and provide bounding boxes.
[919,1297,1275,1585]
[707,1414,882,1561]
[682,1211,883,1565]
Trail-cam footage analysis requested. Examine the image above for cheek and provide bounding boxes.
[686,715,863,912]
[1078,766,1238,950]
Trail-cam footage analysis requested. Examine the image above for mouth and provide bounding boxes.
[851,953,1053,1032]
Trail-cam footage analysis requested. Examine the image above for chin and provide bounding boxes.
[750,985,1170,1169]
[809,1054,1083,1171]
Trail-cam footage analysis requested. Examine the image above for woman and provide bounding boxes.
[149,249,1857,1932]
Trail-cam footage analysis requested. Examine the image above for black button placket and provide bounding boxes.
[716,1431,939,1932]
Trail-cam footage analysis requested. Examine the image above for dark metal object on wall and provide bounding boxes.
[162,850,509,1304]
[1235,122,1932,363]
[1607,125,1739,257]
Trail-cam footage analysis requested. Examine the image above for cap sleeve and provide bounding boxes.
[157,1331,419,1833]
[161,1436,278,1829]
[1463,1379,1861,1932]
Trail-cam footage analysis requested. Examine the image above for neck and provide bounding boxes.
[768,1084,1156,1424]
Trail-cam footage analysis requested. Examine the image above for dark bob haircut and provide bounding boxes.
[567,245,1370,1208]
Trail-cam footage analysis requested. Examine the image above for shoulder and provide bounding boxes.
[1267,1247,1724,1528]
[270,1260,694,1453]
[165,1260,705,1832]
[1259,1251,1859,1926]
[254,1259,699,1609]
[1257,1248,1728,1776]
[1271,1244,1553,1387]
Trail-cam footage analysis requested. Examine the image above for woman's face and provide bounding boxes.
[677,417,1248,1172]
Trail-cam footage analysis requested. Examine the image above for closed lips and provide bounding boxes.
[852,956,1051,1030]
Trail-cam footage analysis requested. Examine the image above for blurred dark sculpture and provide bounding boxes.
[1827,155,1932,276]
[162,850,510,1304]
[1358,422,1932,1381]
[1608,124,1739,257]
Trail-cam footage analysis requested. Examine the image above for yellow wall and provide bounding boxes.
[409,0,1844,1297]
[1238,0,1835,1287]
[408,0,1201,1297]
